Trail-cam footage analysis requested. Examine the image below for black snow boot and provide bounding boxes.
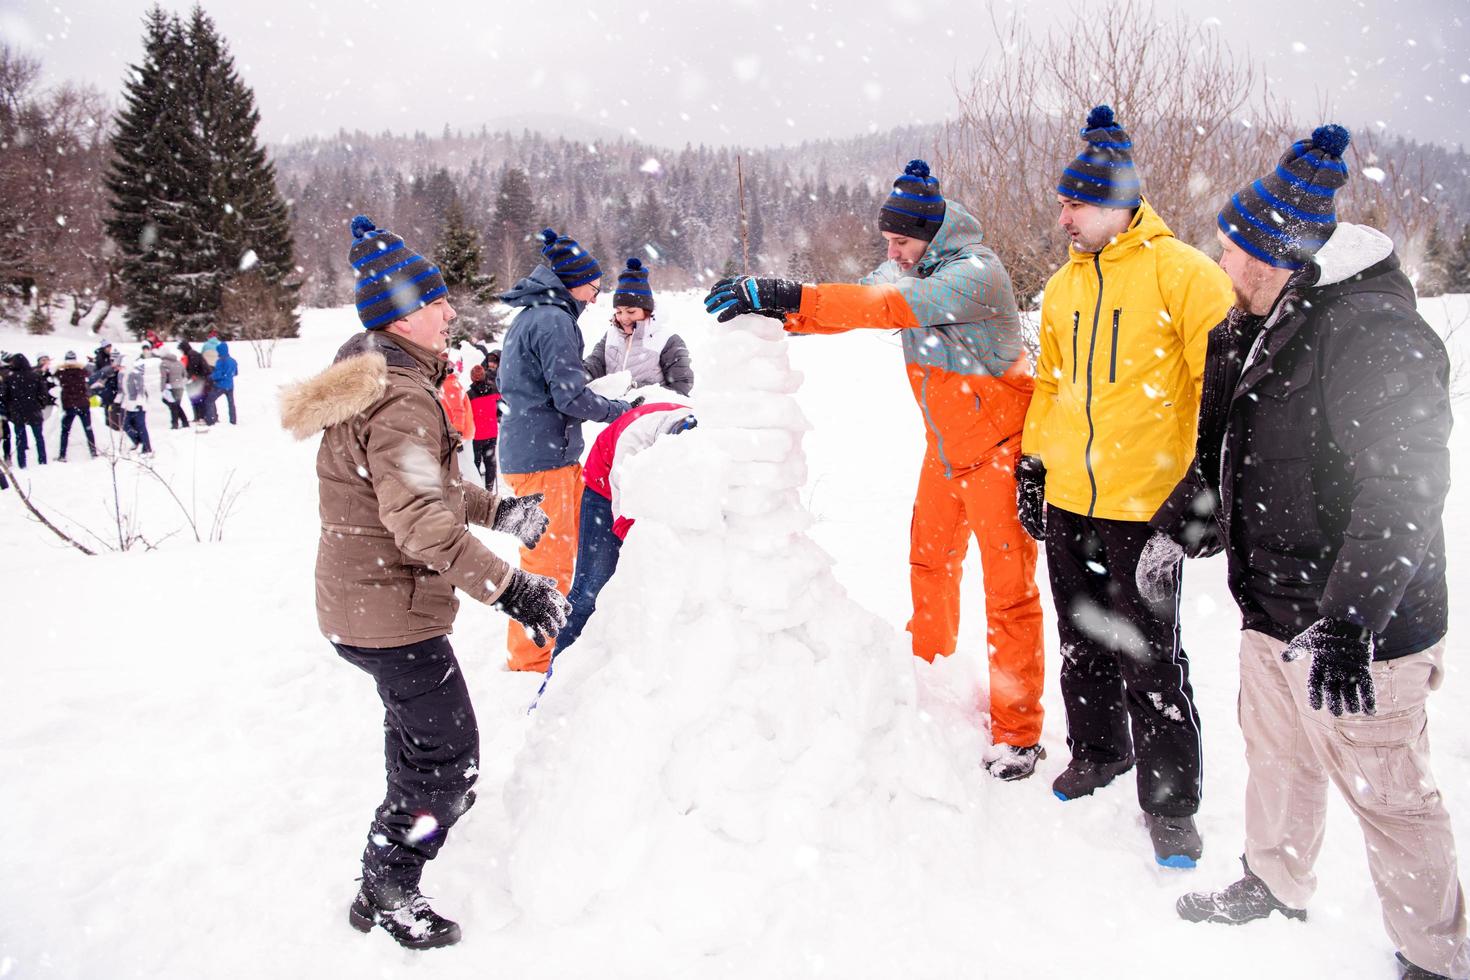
[349,880,461,950]
[1396,951,1452,979]
[1052,755,1134,801]
[1145,813,1202,868]
[1177,856,1307,924]
[986,744,1045,781]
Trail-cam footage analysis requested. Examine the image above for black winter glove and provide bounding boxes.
[1135,532,1184,607]
[626,396,645,410]
[1281,617,1377,716]
[492,493,549,549]
[493,567,571,648]
[702,276,804,323]
[1015,455,1047,541]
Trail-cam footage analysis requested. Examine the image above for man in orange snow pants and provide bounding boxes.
[703,159,1046,781]
[497,228,638,672]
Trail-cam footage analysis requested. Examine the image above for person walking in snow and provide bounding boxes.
[702,159,1047,782]
[550,402,697,661]
[2,353,49,468]
[119,350,154,456]
[466,352,500,489]
[584,258,694,396]
[497,228,640,673]
[56,351,99,460]
[178,341,211,425]
[278,215,568,951]
[0,353,13,474]
[158,347,190,429]
[208,341,239,425]
[1015,106,1234,867]
[1147,126,1468,980]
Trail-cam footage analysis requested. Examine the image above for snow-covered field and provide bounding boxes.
[2,291,1468,979]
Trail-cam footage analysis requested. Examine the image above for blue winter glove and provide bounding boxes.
[703,276,804,323]
[1281,617,1376,716]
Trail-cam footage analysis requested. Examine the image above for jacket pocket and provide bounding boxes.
[409,570,455,621]
[1071,312,1079,384]
[1108,309,1120,383]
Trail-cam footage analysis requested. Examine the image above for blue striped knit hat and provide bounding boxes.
[1218,124,1351,270]
[349,215,447,330]
[613,257,654,311]
[1057,105,1142,209]
[540,228,602,289]
[879,160,946,241]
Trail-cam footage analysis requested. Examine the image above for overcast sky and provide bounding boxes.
[3,0,1467,150]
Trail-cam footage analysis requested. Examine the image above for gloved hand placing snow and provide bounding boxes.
[1135,533,1185,607]
[1015,455,1047,541]
[492,567,571,648]
[492,492,550,549]
[1281,617,1377,717]
[702,276,804,323]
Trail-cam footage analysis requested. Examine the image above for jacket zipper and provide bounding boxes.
[1083,255,1103,516]
[1109,309,1120,383]
[919,366,952,478]
[1071,312,1079,384]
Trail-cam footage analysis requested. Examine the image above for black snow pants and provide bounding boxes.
[1045,506,1202,817]
[333,635,480,890]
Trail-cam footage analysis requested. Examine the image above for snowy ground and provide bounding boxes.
[2,292,1468,979]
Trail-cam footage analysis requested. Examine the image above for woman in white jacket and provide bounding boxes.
[583,258,694,396]
[119,350,154,455]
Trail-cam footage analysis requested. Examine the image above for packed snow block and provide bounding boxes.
[723,456,807,492]
[722,504,815,539]
[702,352,803,393]
[586,369,633,398]
[696,391,811,432]
[721,485,800,518]
[703,427,797,464]
[710,312,788,343]
[617,434,728,533]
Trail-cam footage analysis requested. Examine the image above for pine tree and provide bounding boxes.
[435,196,483,290]
[1417,219,1451,298]
[106,5,297,341]
[1448,222,1470,294]
[104,7,194,336]
[491,166,534,287]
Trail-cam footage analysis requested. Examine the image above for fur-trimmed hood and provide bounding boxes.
[278,331,442,440]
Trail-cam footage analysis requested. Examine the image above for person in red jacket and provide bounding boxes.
[467,353,501,489]
[439,361,474,441]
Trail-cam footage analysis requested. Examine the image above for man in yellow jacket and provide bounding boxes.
[1017,106,1233,868]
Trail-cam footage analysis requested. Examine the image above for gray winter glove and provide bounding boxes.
[492,493,549,549]
[1281,617,1376,716]
[493,568,571,648]
[1135,532,1185,607]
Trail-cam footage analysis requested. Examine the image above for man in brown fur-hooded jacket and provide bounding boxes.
[279,215,570,951]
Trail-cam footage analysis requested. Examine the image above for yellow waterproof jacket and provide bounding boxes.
[1021,201,1233,521]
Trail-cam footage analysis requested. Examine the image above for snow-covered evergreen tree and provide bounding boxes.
[106,5,297,341]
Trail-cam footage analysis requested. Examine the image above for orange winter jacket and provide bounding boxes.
[440,370,475,440]
[784,200,1033,476]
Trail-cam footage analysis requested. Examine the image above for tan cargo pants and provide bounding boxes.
[1238,629,1469,978]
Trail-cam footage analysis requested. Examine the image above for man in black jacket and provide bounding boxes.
[1142,126,1467,980]
[2,353,48,468]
